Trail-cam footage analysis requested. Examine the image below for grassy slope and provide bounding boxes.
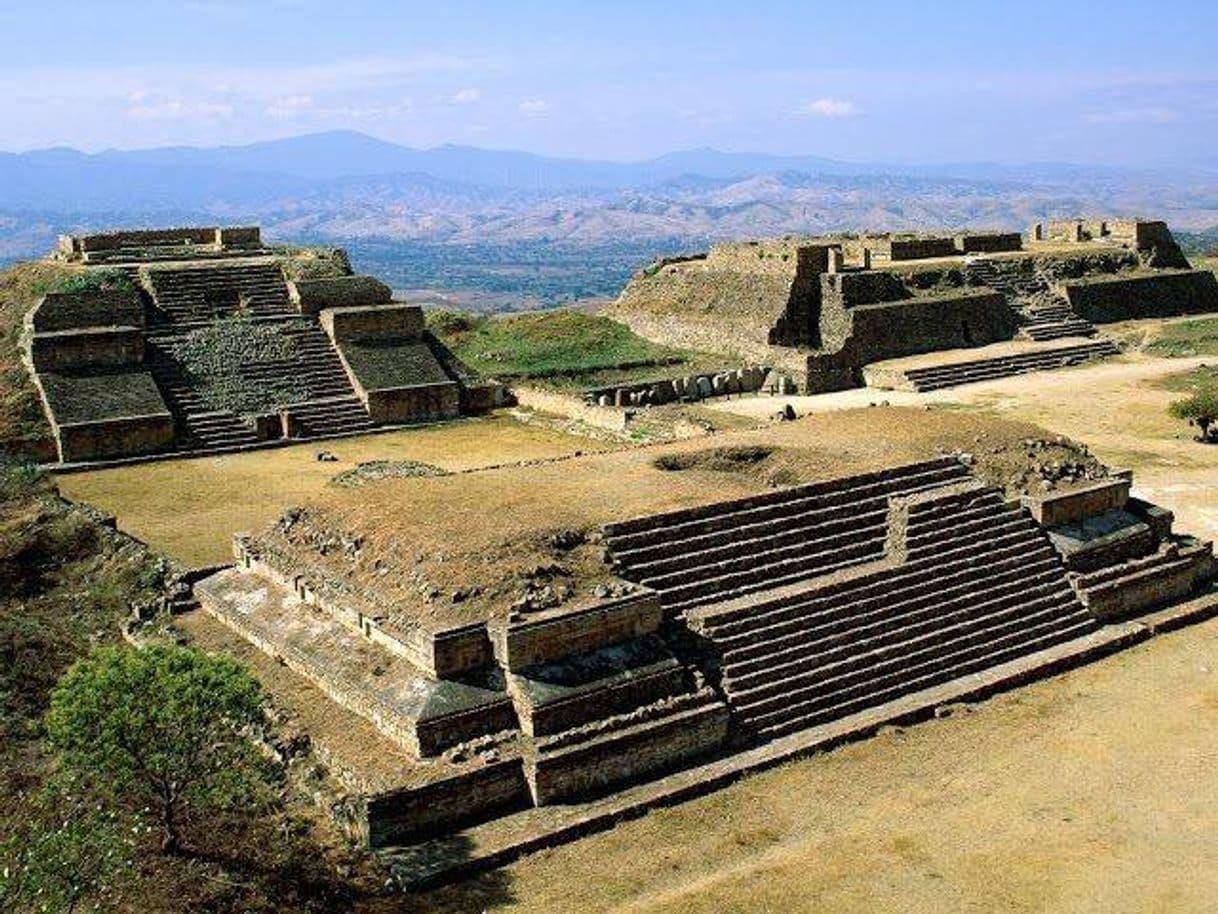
[0,261,81,449]
[0,463,373,913]
[427,308,727,390]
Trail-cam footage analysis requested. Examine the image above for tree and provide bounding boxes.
[1169,388,1218,442]
[44,644,269,855]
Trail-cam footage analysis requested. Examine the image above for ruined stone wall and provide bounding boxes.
[1062,270,1218,322]
[25,290,144,332]
[27,328,145,372]
[55,414,175,462]
[363,383,461,424]
[868,237,958,263]
[1022,476,1131,527]
[807,290,1015,392]
[490,594,663,671]
[291,276,395,316]
[526,697,729,804]
[364,759,529,847]
[956,232,1022,253]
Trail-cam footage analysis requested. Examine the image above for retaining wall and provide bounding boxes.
[1061,270,1218,322]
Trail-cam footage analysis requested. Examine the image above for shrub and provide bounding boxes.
[1169,387,1218,441]
[37,269,133,297]
[45,644,271,854]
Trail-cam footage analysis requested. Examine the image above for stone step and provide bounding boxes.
[655,535,887,612]
[634,516,889,590]
[737,606,1094,737]
[609,463,968,561]
[903,343,1119,392]
[704,522,1057,642]
[604,458,965,542]
[524,689,729,804]
[720,552,1065,677]
[723,575,1074,702]
[748,617,1099,743]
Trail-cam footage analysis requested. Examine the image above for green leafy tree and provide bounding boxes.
[1169,388,1218,442]
[0,778,140,914]
[44,644,269,855]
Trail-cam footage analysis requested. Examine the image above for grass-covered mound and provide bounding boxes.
[426,307,719,388]
[0,261,88,454]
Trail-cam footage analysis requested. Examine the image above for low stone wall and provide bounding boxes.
[55,413,175,462]
[293,277,395,316]
[364,384,461,424]
[527,697,729,805]
[808,290,1016,393]
[868,237,958,262]
[491,594,663,671]
[27,327,144,372]
[1061,270,1218,322]
[26,290,144,332]
[234,542,494,678]
[1078,544,1217,620]
[76,226,218,253]
[364,759,530,848]
[1023,475,1131,527]
[956,232,1022,253]
[583,365,768,408]
[512,385,629,433]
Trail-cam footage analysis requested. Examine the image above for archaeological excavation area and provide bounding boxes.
[22,226,502,464]
[25,215,1218,886]
[187,409,1218,884]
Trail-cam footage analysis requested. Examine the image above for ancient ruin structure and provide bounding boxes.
[609,219,1218,393]
[192,428,1218,879]
[22,226,501,463]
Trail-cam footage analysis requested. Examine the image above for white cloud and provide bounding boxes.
[125,92,232,121]
[518,97,550,116]
[799,97,858,118]
[449,87,481,104]
[266,94,315,119]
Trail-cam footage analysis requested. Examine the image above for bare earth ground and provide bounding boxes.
[55,413,611,568]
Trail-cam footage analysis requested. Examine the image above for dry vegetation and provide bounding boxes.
[0,260,78,452]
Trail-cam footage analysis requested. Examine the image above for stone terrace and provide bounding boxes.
[195,408,1217,862]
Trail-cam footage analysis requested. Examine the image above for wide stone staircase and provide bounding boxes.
[967,259,1096,341]
[605,458,972,617]
[682,478,1097,743]
[143,261,295,326]
[147,318,374,450]
[894,339,1120,392]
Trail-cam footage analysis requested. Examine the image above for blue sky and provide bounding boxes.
[2,0,1215,165]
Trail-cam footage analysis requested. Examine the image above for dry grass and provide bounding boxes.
[55,414,606,568]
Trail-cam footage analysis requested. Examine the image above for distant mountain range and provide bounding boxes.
[2,130,1217,270]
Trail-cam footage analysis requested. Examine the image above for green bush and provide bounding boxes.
[1169,387,1218,442]
[45,644,271,854]
[36,269,134,297]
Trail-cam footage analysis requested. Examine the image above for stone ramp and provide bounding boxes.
[604,457,970,616]
[864,338,1120,392]
[685,480,1097,742]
